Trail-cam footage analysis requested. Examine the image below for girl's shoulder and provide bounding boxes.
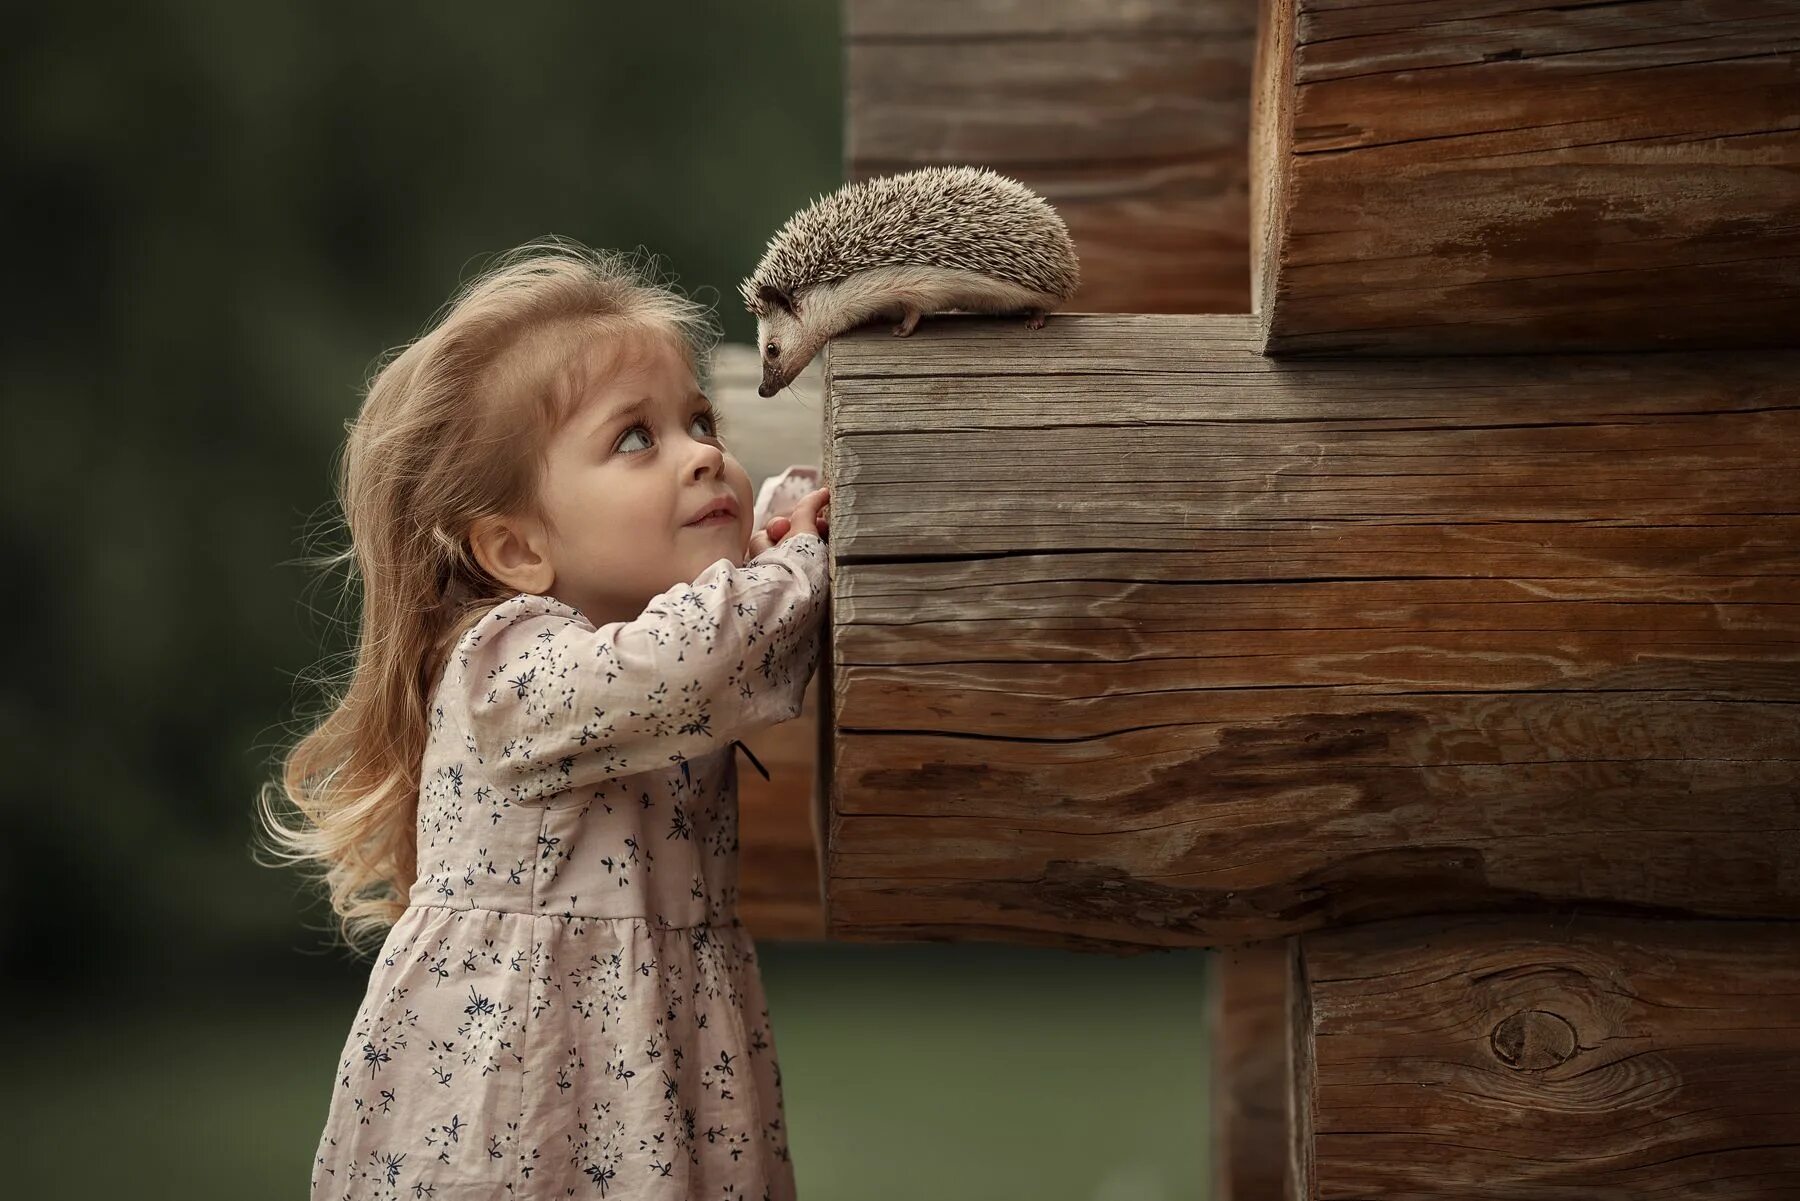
[436,592,588,697]
[485,590,589,630]
[456,591,590,656]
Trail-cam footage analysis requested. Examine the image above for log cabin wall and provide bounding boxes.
[1248,5,1800,1188]
[1253,0,1800,355]
[742,0,1266,942]
[847,0,1260,313]
[821,312,1800,950]
[826,0,1800,1195]
[1299,914,1800,1197]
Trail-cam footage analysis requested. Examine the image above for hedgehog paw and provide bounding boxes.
[1025,309,1047,330]
[893,308,922,337]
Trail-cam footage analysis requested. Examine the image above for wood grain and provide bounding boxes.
[1253,0,1800,354]
[820,312,1800,950]
[1299,913,1800,1199]
[846,0,1259,314]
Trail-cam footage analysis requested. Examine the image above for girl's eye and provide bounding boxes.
[615,409,727,455]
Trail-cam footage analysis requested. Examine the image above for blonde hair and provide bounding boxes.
[254,237,722,956]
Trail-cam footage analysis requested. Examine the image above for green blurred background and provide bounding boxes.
[2,2,1213,1196]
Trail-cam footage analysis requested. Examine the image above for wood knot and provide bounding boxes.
[1490,1009,1578,1069]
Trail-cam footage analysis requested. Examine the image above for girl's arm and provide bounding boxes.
[457,532,828,805]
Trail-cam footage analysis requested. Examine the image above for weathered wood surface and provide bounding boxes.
[847,0,1258,314]
[1299,913,1800,1199]
[820,312,1800,950]
[1210,940,1299,1201]
[1253,0,1800,355]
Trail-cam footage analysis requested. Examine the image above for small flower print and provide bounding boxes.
[312,508,823,1199]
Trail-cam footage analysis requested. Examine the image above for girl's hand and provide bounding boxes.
[746,487,830,558]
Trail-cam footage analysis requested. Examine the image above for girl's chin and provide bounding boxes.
[687,542,747,568]
[677,522,748,568]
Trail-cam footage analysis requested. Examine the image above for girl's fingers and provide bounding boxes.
[772,487,832,543]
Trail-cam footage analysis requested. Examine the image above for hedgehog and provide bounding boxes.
[738,165,1081,397]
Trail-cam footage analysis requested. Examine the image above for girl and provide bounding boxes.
[258,239,831,1201]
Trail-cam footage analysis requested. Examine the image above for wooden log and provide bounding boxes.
[847,0,1259,314]
[1298,913,1800,1199]
[820,312,1800,950]
[770,0,1260,937]
[1252,0,1800,355]
[1210,940,1300,1201]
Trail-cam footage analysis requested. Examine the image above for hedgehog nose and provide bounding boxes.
[758,383,775,398]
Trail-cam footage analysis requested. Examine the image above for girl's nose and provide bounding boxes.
[689,440,726,476]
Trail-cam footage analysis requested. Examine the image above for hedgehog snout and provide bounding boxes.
[758,360,790,397]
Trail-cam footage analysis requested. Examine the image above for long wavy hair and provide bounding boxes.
[254,238,723,956]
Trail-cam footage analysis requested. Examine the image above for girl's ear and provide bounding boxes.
[470,514,554,596]
[757,285,796,316]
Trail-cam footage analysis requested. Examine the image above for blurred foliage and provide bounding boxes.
[6,942,1211,1199]
[3,0,842,990]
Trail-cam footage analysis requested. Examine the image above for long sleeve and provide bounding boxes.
[457,531,828,804]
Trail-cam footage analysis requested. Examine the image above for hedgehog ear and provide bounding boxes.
[757,285,796,316]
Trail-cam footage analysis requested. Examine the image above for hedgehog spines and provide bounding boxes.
[739,166,1079,315]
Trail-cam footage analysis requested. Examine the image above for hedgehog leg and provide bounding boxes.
[892,306,923,337]
[1025,308,1048,330]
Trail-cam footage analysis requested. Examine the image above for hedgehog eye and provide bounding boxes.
[764,341,779,359]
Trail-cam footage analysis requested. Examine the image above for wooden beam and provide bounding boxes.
[1252,0,1800,354]
[1210,940,1299,1201]
[846,0,1259,313]
[1298,913,1800,1198]
[820,312,1800,949]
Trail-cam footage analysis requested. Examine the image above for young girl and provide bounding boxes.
[259,240,831,1201]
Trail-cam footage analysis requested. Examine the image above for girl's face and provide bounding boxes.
[534,329,755,627]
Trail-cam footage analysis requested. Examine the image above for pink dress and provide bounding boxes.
[310,469,827,1201]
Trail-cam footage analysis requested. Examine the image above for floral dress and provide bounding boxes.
[310,470,828,1201]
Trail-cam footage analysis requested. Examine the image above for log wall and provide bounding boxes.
[1297,913,1800,1197]
[820,312,1800,951]
[847,0,1259,313]
[832,6,1800,1191]
[1253,0,1800,355]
